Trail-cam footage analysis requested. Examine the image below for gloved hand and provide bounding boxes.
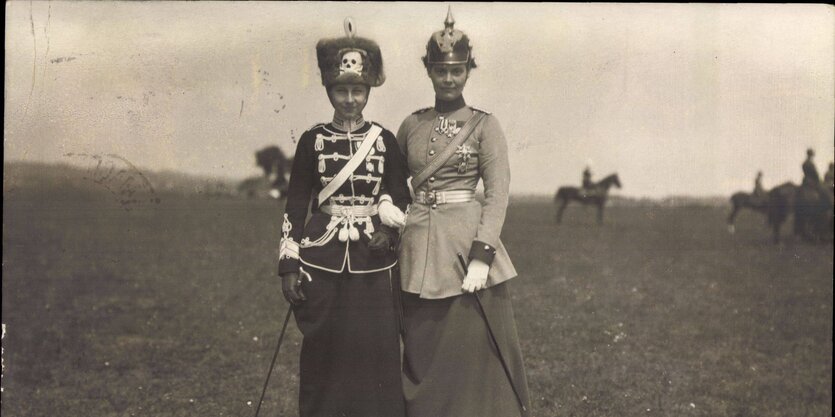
[378,199,407,228]
[461,258,490,293]
[368,225,397,254]
[281,272,306,305]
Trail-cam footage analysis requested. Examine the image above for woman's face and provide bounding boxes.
[328,83,369,118]
[428,63,469,102]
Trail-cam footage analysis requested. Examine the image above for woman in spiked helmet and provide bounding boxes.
[379,7,531,417]
[278,17,409,417]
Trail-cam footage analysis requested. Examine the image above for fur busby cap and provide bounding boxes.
[316,18,385,88]
[423,7,476,68]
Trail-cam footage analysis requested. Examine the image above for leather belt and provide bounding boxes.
[320,204,378,217]
[414,190,476,205]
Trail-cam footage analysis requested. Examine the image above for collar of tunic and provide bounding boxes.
[331,114,366,133]
[434,95,467,114]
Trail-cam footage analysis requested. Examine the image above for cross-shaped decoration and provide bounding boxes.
[455,144,476,173]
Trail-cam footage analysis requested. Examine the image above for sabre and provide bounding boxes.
[254,268,311,417]
[457,253,527,415]
[391,205,411,338]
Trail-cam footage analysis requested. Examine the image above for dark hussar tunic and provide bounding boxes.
[280,119,410,275]
[279,117,410,417]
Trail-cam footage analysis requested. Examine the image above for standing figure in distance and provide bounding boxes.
[381,8,531,417]
[278,18,409,417]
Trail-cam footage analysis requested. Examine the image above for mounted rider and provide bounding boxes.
[752,170,766,205]
[802,149,820,188]
[581,166,595,198]
[801,148,833,209]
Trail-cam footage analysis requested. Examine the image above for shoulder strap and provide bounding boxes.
[410,112,487,190]
[317,124,383,207]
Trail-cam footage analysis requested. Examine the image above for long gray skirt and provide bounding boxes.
[401,282,531,417]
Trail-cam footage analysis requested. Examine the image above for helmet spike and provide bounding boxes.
[444,6,455,30]
[425,6,471,65]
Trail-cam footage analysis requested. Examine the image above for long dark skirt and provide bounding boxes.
[292,268,405,417]
[402,281,531,417]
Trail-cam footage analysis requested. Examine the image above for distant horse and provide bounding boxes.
[726,191,768,234]
[765,182,797,243]
[555,173,622,224]
[255,146,291,199]
[766,182,832,243]
[238,146,291,199]
[793,185,834,243]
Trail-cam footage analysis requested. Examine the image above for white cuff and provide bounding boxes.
[279,238,300,260]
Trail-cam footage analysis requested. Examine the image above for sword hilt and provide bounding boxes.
[297,266,313,284]
[457,252,469,275]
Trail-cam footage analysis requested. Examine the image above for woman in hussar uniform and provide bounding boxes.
[381,8,532,417]
[278,18,409,417]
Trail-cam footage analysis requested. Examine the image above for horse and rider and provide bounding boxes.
[765,148,833,243]
[555,166,622,224]
[793,148,834,241]
[727,170,770,233]
[237,146,292,199]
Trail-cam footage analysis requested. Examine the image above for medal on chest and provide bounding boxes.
[455,144,476,173]
[434,116,462,138]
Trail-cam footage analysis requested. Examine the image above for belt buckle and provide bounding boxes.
[424,191,437,204]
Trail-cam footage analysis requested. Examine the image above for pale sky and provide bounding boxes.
[5,2,834,198]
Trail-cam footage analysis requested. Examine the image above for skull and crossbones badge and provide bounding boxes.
[339,50,364,75]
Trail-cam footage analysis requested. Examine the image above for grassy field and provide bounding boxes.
[2,191,832,417]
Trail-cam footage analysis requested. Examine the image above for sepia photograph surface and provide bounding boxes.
[3,2,833,416]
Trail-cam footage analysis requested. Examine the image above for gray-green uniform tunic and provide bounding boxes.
[397,104,518,299]
[396,101,531,417]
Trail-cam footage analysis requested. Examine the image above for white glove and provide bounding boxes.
[461,258,490,293]
[378,199,406,228]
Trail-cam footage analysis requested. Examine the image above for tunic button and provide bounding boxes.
[485,245,490,250]
[429,177,435,182]
[431,137,437,142]
[431,203,438,209]
[429,150,436,156]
